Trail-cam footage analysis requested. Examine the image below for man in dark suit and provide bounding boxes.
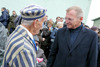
[47,6,98,67]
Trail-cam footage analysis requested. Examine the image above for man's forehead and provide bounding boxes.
[66,11,77,17]
[67,10,77,14]
[66,13,74,18]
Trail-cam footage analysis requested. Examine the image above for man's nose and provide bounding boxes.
[66,20,69,24]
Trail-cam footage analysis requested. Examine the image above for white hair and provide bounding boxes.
[21,18,42,25]
[66,6,83,18]
[56,22,63,27]
[21,19,34,25]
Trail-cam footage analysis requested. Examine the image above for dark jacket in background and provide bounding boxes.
[9,15,17,28]
[6,14,10,28]
[50,27,58,43]
[0,9,9,28]
[97,36,100,67]
[98,42,100,67]
[41,28,51,58]
[0,22,7,62]
[37,47,47,67]
[8,15,17,34]
[14,15,22,27]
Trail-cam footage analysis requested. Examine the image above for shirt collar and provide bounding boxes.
[20,25,33,40]
[69,24,83,32]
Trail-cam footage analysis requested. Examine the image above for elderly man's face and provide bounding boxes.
[34,16,46,34]
[65,10,82,29]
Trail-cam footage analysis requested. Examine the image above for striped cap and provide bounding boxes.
[20,4,47,20]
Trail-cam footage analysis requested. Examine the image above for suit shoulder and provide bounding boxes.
[87,28,97,34]
[85,28,98,37]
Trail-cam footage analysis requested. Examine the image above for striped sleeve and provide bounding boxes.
[13,48,36,67]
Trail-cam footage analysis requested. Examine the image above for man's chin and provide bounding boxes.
[36,31,39,35]
[67,26,72,29]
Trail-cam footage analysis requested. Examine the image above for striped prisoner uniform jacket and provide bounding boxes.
[2,26,36,67]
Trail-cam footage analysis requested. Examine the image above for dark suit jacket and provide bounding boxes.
[47,26,98,67]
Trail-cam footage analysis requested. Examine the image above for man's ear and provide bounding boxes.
[32,19,38,27]
[80,17,83,21]
[32,20,35,26]
[34,19,39,24]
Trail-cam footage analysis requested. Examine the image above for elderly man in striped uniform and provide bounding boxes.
[2,4,47,67]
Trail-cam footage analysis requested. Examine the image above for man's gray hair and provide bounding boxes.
[21,19,34,25]
[66,6,83,18]
[56,22,63,27]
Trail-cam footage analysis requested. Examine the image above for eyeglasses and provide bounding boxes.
[65,17,74,21]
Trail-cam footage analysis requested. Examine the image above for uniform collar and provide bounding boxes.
[20,25,33,40]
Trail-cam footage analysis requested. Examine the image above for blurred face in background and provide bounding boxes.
[7,9,9,14]
[58,24,63,28]
[98,32,100,37]
[56,17,61,22]
[44,15,48,22]
[1,8,4,12]
[91,26,99,34]
[12,11,16,15]
[48,23,52,27]
[60,18,64,22]
[95,29,99,33]
[57,22,63,28]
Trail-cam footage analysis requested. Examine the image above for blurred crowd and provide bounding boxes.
[0,6,100,67]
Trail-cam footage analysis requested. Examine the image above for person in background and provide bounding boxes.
[33,35,47,67]
[42,15,48,28]
[2,4,47,67]
[52,16,61,28]
[60,17,64,22]
[49,18,54,22]
[47,6,98,67]
[63,21,67,27]
[90,26,99,33]
[84,25,90,29]
[0,22,8,67]
[0,7,9,28]
[98,29,100,43]
[8,10,17,34]
[6,9,10,28]
[90,26,100,67]
[41,20,53,58]
[14,15,22,27]
[48,18,54,32]
[50,22,63,48]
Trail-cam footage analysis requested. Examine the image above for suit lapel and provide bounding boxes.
[69,26,87,54]
[65,28,71,50]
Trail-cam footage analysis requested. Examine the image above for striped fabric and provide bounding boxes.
[20,4,47,20]
[2,26,36,67]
